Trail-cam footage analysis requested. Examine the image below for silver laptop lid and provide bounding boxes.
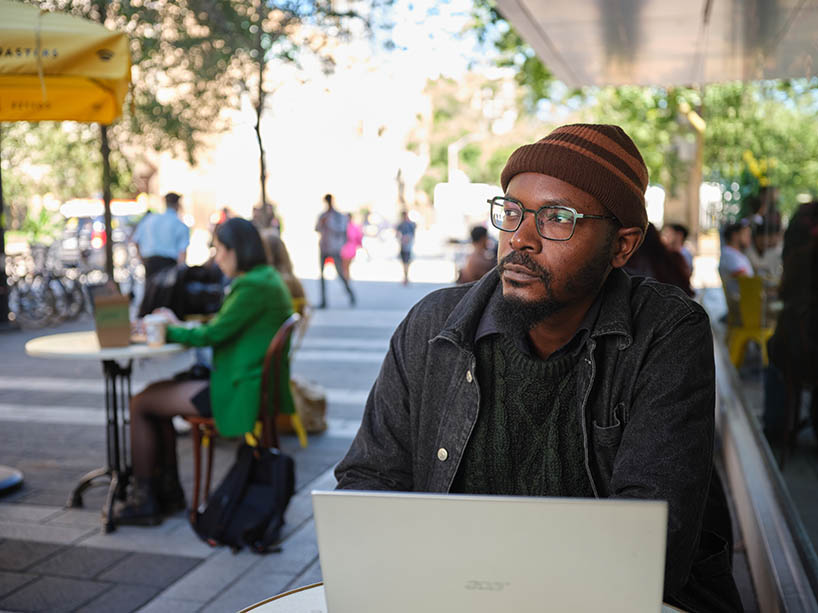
[312,490,667,613]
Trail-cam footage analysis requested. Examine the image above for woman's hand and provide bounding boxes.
[152,307,181,326]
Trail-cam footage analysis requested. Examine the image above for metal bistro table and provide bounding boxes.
[25,330,186,532]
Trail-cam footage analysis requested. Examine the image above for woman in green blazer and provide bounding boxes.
[116,218,294,526]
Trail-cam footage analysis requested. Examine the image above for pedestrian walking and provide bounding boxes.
[341,212,364,279]
[315,194,355,308]
[396,210,416,285]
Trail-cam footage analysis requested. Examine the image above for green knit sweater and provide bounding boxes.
[451,334,593,497]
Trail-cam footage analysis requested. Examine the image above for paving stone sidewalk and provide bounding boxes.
[0,315,372,612]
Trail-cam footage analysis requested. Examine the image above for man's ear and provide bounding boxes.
[610,227,644,269]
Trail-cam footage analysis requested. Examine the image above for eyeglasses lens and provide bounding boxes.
[490,198,576,240]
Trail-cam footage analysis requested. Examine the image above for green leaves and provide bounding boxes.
[469,2,818,219]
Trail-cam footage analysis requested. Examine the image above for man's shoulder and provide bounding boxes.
[626,274,706,326]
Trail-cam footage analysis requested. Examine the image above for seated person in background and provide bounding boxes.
[457,225,497,284]
[746,216,783,283]
[115,218,295,526]
[261,229,307,316]
[624,223,694,296]
[335,124,741,612]
[261,229,313,441]
[718,220,753,303]
[661,222,694,276]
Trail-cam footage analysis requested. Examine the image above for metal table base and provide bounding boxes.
[67,359,133,533]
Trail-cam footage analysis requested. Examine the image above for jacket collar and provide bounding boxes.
[437,267,634,351]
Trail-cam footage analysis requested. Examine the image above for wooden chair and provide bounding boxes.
[727,276,775,368]
[184,313,300,524]
[290,296,310,354]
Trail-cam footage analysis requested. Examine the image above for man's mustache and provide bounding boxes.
[498,251,549,281]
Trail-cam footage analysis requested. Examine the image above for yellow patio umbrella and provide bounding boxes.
[0,0,131,123]
[0,0,131,305]
[0,0,130,489]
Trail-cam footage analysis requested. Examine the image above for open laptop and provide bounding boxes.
[312,491,668,613]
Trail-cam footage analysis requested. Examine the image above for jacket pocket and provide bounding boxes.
[592,402,624,447]
[591,403,624,483]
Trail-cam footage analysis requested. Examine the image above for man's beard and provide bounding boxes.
[493,236,614,335]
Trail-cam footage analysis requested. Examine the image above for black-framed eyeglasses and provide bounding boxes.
[488,196,616,241]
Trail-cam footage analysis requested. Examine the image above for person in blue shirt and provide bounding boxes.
[132,193,190,315]
[133,193,190,277]
[396,210,416,285]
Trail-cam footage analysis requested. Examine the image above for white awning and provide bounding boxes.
[494,0,818,86]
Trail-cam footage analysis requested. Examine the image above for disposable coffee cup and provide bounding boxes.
[143,314,167,347]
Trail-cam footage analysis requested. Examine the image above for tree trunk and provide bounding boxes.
[254,2,271,228]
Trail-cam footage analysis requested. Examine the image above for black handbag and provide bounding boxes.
[193,442,295,553]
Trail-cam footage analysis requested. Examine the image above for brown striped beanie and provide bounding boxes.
[500,124,649,231]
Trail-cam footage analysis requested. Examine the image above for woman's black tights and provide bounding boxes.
[129,379,208,480]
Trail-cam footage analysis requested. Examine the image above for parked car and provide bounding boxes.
[57,199,146,271]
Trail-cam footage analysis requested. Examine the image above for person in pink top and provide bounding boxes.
[341,213,364,279]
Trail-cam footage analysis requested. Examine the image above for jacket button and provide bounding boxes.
[437,448,448,461]
[466,370,473,383]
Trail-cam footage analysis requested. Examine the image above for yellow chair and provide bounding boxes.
[727,276,775,368]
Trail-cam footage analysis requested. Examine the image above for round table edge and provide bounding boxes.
[239,582,324,612]
[24,331,186,360]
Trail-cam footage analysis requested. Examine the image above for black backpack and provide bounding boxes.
[193,442,295,553]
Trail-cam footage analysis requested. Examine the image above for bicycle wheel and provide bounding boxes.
[10,274,56,328]
[60,275,86,320]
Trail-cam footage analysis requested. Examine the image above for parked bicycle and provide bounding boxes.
[5,242,138,329]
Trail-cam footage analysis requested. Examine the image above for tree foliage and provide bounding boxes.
[471,0,818,218]
[1,122,132,229]
[4,0,391,225]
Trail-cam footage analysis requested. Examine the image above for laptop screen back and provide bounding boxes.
[312,491,667,613]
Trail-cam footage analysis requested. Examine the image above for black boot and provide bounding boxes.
[155,469,187,515]
[114,478,162,526]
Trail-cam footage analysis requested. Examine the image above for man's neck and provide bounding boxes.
[526,293,598,361]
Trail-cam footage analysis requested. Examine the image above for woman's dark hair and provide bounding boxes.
[214,218,268,272]
[624,223,694,296]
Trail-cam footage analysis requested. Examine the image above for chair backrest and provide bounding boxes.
[258,312,300,449]
[290,297,310,353]
[719,271,741,328]
[737,276,765,329]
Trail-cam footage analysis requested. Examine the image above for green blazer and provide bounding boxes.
[166,264,295,437]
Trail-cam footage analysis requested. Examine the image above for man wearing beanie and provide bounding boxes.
[336,124,741,611]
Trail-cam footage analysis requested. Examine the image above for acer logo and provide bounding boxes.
[464,580,510,591]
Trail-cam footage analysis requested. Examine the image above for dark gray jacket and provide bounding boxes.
[336,268,737,609]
